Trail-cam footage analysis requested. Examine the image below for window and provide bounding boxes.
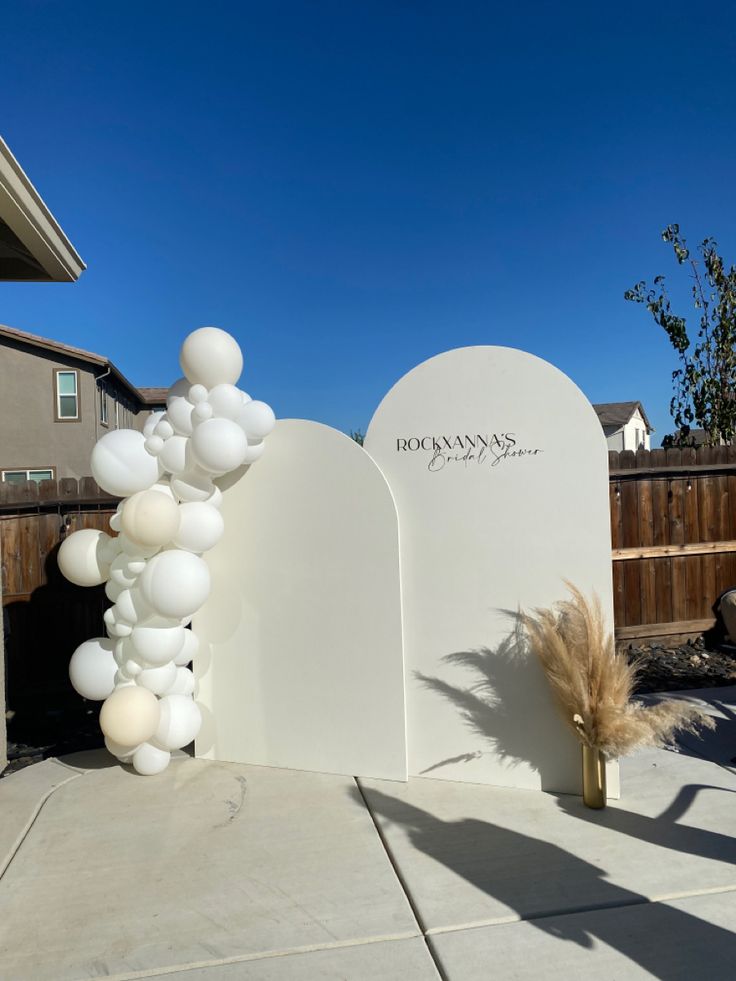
[2,469,54,484]
[56,370,79,420]
[100,388,108,425]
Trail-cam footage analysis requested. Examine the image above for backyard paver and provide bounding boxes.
[430,890,736,980]
[359,745,736,933]
[0,754,420,980]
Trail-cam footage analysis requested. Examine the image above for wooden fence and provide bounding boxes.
[1,478,118,744]
[609,446,736,642]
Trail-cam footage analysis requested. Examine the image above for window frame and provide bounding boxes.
[2,467,55,484]
[54,368,80,422]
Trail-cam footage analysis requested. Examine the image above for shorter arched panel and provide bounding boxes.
[194,419,407,780]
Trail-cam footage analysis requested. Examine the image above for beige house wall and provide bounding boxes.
[0,339,154,479]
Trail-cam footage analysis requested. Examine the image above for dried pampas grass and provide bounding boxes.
[522,583,714,758]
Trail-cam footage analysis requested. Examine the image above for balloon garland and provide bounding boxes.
[58,327,275,774]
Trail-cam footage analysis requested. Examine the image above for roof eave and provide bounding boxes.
[0,136,86,282]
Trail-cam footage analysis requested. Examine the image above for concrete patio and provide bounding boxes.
[1,687,734,980]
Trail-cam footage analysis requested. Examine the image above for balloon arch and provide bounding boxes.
[58,327,275,775]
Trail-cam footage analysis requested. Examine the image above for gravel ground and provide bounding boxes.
[627,636,736,694]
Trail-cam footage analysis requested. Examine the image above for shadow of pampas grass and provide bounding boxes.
[522,583,715,759]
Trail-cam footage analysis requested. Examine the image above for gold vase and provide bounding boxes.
[582,744,607,809]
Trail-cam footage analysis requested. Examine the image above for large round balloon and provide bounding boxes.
[99,685,161,745]
[69,638,117,700]
[190,418,247,474]
[57,529,112,587]
[235,400,275,440]
[121,489,180,548]
[173,502,224,553]
[180,327,243,388]
[154,694,202,750]
[91,429,161,497]
[131,622,186,665]
[139,549,211,619]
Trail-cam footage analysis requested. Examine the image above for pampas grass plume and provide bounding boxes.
[522,583,714,758]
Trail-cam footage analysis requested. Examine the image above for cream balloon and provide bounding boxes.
[153,694,202,750]
[190,418,247,473]
[179,327,243,388]
[121,489,180,548]
[139,550,211,619]
[69,638,117,701]
[57,529,111,587]
[173,502,224,553]
[99,686,161,745]
[132,742,171,776]
[91,429,161,497]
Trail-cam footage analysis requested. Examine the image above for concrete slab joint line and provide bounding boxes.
[354,778,449,981]
[0,771,83,880]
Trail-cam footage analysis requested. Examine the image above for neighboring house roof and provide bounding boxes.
[138,387,169,406]
[0,323,163,407]
[0,136,85,282]
[592,401,654,433]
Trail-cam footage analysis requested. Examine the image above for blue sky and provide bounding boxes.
[3,2,736,440]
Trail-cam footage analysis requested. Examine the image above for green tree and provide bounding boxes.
[625,224,736,446]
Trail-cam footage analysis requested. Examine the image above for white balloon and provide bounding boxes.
[174,629,199,666]
[167,393,194,436]
[104,607,133,638]
[143,411,165,437]
[154,694,202,750]
[91,429,161,497]
[191,402,213,425]
[104,735,140,762]
[105,579,123,603]
[139,549,211,619]
[131,623,186,666]
[173,502,224,553]
[109,553,144,588]
[113,587,152,625]
[188,384,208,404]
[99,534,122,565]
[235,400,275,440]
[113,669,137,687]
[158,434,190,475]
[136,660,177,695]
[132,742,171,775]
[109,512,122,531]
[242,439,266,465]
[69,638,117,700]
[167,377,190,404]
[99,686,161,745]
[167,666,196,696]
[118,533,160,559]
[207,484,224,509]
[154,419,174,439]
[150,479,177,501]
[179,327,243,388]
[144,435,164,456]
[124,658,143,677]
[121,489,181,547]
[208,383,242,420]
[171,469,217,503]
[191,418,247,473]
[57,529,111,587]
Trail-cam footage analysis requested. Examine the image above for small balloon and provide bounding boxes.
[131,623,186,666]
[207,383,242,420]
[191,418,247,474]
[136,660,177,695]
[174,629,199,666]
[235,400,275,440]
[173,502,224,553]
[154,694,202,750]
[139,549,211,619]
[158,434,190,475]
[132,742,171,776]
